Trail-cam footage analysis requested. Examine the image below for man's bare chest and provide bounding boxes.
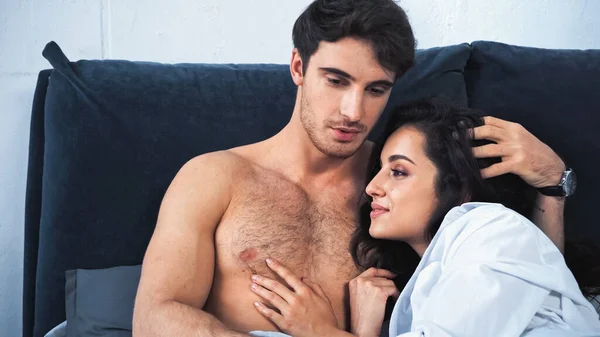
[215,174,360,280]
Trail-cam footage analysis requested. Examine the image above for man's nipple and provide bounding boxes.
[239,248,258,262]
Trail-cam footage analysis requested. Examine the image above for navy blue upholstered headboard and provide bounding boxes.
[22,41,472,337]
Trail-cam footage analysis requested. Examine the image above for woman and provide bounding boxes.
[248,99,600,337]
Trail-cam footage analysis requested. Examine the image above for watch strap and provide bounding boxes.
[537,185,565,197]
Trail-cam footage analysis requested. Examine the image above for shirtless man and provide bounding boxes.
[132,1,568,336]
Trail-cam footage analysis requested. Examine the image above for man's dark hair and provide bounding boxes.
[292,0,416,78]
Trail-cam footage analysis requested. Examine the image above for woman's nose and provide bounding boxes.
[366,177,385,198]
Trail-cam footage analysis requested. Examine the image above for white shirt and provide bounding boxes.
[388,202,600,337]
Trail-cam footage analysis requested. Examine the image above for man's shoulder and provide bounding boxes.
[186,149,249,169]
[173,150,253,186]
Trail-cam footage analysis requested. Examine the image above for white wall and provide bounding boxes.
[402,0,600,50]
[1,0,599,335]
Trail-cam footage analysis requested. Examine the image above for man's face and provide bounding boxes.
[294,37,395,158]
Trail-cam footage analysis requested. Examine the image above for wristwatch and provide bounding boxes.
[537,168,577,197]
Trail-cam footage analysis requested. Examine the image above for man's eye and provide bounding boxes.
[328,78,343,86]
[369,87,386,95]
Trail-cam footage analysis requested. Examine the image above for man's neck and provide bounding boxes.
[267,120,370,187]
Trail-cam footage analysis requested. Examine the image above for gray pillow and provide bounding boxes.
[65,265,141,337]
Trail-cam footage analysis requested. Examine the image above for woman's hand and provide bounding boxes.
[251,258,344,337]
[349,268,399,337]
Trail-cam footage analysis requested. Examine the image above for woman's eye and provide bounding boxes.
[391,169,406,177]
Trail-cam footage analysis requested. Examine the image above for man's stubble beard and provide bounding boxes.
[299,90,365,159]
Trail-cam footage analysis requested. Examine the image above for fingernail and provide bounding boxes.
[265,258,273,265]
[251,283,258,290]
[251,275,259,281]
[254,301,260,307]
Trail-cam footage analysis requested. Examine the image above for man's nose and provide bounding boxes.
[340,90,364,122]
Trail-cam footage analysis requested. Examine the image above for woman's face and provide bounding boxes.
[365,126,439,252]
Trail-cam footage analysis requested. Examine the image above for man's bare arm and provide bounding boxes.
[472,116,566,251]
[533,193,565,253]
[132,153,246,337]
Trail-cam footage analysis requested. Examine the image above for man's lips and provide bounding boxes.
[332,126,361,133]
[332,127,360,142]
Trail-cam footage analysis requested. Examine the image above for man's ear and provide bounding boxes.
[290,48,305,86]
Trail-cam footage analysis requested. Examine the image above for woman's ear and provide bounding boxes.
[290,48,305,86]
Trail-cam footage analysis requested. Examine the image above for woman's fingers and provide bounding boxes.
[302,277,327,298]
[251,281,289,311]
[254,301,286,328]
[251,274,296,304]
[382,284,400,299]
[265,258,309,294]
[350,276,400,299]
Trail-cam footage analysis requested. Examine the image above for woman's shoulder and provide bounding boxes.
[449,201,522,216]
[439,202,556,263]
[444,202,533,232]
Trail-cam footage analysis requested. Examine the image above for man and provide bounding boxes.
[132,1,568,336]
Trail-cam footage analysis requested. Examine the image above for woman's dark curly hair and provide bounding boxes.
[349,98,600,315]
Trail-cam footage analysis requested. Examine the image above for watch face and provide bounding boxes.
[563,170,577,196]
